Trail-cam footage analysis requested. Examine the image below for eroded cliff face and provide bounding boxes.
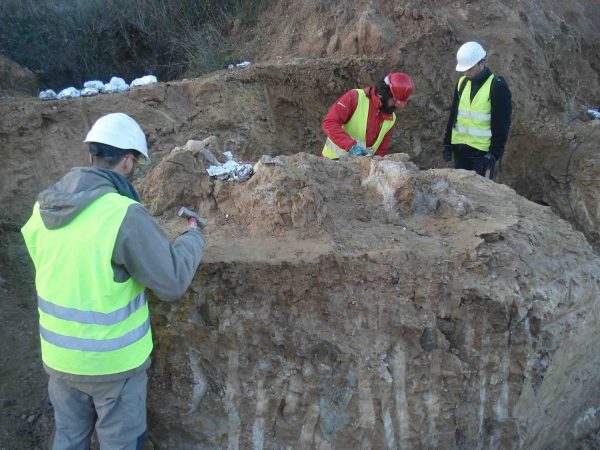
[138,150,600,449]
[502,121,600,252]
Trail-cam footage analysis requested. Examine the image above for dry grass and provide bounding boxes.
[0,0,263,89]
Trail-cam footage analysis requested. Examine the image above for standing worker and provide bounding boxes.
[442,41,512,179]
[322,72,414,159]
[21,113,206,449]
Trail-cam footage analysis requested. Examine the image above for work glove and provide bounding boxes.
[443,145,452,162]
[489,147,504,161]
[348,143,364,156]
[483,153,496,164]
[483,153,496,179]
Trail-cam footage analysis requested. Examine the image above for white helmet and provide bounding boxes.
[84,113,149,163]
[455,41,486,71]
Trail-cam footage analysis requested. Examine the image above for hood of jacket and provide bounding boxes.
[37,167,122,229]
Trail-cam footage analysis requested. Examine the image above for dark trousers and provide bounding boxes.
[453,153,496,179]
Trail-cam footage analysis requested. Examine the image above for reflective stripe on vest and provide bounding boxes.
[323,137,349,159]
[451,74,494,151]
[21,193,153,376]
[37,291,146,325]
[39,320,150,352]
[322,89,396,159]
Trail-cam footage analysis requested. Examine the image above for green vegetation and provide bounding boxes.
[0,0,262,89]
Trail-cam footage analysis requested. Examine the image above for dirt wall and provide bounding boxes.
[139,152,600,449]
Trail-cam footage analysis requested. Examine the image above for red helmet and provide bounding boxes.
[384,72,414,106]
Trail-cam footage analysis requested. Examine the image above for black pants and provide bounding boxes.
[453,152,496,179]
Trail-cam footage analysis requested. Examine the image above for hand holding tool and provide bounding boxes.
[348,143,363,156]
[178,207,207,229]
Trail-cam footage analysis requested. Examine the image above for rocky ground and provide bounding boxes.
[1,0,600,449]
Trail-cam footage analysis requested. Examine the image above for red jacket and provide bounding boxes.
[322,87,395,157]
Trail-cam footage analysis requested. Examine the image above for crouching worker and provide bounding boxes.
[21,113,206,449]
[321,72,414,159]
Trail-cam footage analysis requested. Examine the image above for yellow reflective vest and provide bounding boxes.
[322,89,396,159]
[21,193,153,376]
[451,74,494,152]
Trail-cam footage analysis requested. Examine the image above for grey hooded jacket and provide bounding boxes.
[35,166,205,381]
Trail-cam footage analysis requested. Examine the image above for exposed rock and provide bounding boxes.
[360,154,417,216]
[136,142,215,218]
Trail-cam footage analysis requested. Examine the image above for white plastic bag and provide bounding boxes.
[588,108,600,120]
[39,89,57,100]
[57,87,81,99]
[100,77,129,94]
[131,75,158,87]
[80,87,99,97]
[83,80,104,90]
[206,151,253,181]
[227,60,252,69]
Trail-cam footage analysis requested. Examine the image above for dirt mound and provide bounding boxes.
[0,55,38,98]
[138,140,326,236]
[140,153,600,449]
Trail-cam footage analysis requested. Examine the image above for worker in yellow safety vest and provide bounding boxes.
[322,72,414,159]
[21,113,206,449]
[443,41,512,179]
